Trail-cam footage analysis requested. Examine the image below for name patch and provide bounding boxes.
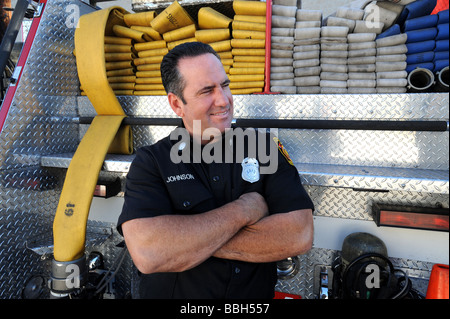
[166,173,195,183]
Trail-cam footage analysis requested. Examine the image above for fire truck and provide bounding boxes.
[0,0,448,300]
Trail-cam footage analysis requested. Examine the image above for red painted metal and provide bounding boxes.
[0,0,47,133]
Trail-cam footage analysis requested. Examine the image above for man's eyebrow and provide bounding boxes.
[196,79,230,94]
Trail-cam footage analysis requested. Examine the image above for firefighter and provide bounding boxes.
[117,42,314,299]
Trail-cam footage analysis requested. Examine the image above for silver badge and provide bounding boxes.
[241,158,260,183]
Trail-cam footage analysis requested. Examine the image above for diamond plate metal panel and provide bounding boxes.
[0,210,52,298]
[305,185,449,220]
[0,0,113,299]
[298,164,449,194]
[276,248,338,299]
[281,129,448,170]
[77,93,449,170]
[78,93,450,119]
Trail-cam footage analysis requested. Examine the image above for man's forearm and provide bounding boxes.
[122,192,269,274]
[213,209,313,263]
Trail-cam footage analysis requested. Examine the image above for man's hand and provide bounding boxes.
[236,192,269,226]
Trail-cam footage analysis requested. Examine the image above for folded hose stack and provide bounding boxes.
[323,8,361,93]
[325,4,388,94]
[319,26,349,94]
[376,33,408,93]
[229,0,267,94]
[294,9,322,94]
[196,7,232,76]
[269,0,297,94]
[104,34,137,96]
[138,1,195,95]
[84,0,448,96]
[433,9,449,73]
[106,11,158,96]
[404,14,438,73]
[374,0,448,92]
[347,32,377,94]
[91,0,270,97]
[292,0,448,94]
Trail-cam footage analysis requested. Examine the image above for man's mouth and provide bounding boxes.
[211,108,229,117]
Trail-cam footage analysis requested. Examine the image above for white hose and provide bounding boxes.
[348,56,376,65]
[348,64,376,72]
[376,44,408,55]
[271,86,297,94]
[297,86,321,94]
[293,50,320,60]
[376,61,407,72]
[377,78,408,87]
[376,34,407,47]
[321,63,348,73]
[321,72,349,81]
[272,5,297,17]
[347,79,376,88]
[349,72,376,80]
[294,76,320,86]
[294,27,321,40]
[294,66,321,77]
[272,15,296,28]
[296,9,323,22]
[293,58,320,68]
[377,71,408,79]
[272,28,295,37]
[348,33,377,43]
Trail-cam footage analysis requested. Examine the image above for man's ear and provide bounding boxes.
[168,92,184,117]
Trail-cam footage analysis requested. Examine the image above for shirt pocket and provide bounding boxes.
[170,181,215,214]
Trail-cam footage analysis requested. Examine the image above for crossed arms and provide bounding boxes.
[122,192,313,274]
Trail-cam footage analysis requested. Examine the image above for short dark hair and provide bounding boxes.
[161,42,221,103]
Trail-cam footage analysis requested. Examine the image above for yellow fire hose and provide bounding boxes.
[51,7,133,295]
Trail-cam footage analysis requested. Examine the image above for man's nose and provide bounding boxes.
[214,87,229,106]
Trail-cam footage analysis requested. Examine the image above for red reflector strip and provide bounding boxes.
[379,210,449,231]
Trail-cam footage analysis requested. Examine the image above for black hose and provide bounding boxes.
[339,252,425,299]
[77,117,449,132]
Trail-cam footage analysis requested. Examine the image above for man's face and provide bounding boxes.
[168,53,233,143]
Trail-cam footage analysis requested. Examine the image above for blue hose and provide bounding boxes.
[435,39,449,51]
[434,59,450,72]
[404,14,438,32]
[435,23,449,40]
[407,40,436,54]
[406,28,438,43]
[406,62,434,73]
[434,51,449,61]
[398,0,438,25]
[376,24,401,39]
[438,9,449,24]
[407,51,435,64]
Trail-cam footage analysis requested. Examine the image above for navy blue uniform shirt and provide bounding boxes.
[117,127,314,299]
